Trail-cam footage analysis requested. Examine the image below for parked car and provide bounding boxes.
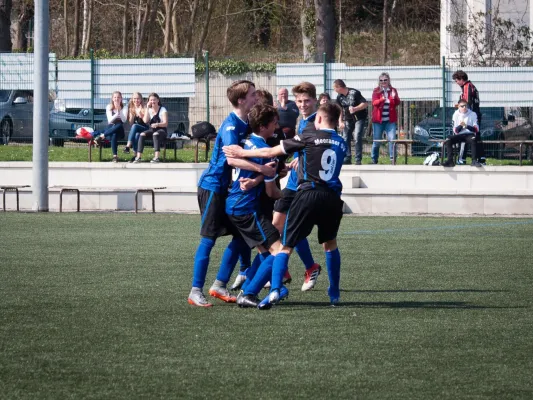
[0,90,35,145]
[412,107,514,157]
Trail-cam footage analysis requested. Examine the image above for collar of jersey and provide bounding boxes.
[303,112,317,121]
[320,128,336,134]
[232,111,249,124]
[250,133,267,142]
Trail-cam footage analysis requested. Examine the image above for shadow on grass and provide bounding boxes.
[279,301,526,309]
[341,289,510,293]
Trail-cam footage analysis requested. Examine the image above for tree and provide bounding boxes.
[11,0,34,51]
[446,2,533,66]
[0,0,12,52]
[70,0,81,56]
[314,0,336,62]
[300,0,314,62]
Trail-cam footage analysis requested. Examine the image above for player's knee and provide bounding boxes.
[323,239,338,252]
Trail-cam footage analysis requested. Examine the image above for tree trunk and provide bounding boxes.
[64,0,69,55]
[162,0,171,55]
[184,0,199,54]
[0,0,12,52]
[81,0,89,54]
[71,0,81,56]
[145,0,160,55]
[301,0,314,62]
[12,1,34,51]
[122,0,129,55]
[171,0,179,53]
[222,0,232,53]
[197,0,215,56]
[86,0,93,52]
[314,0,336,62]
[135,0,149,55]
[382,0,388,64]
[337,0,342,62]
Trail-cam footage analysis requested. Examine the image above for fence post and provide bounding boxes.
[442,56,446,160]
[90,49,95,129]
[205,51,210,123]
[323,52,327,94]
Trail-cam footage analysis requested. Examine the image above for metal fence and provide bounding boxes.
[1,52,532,163]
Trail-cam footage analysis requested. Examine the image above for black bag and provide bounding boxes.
[191,121,216,139]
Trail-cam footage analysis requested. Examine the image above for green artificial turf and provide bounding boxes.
[1,213,532,399]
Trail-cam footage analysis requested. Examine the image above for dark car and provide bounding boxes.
[412,107,513,157]
[1,90,35,144]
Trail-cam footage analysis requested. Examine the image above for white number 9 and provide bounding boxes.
[319,149,336,181]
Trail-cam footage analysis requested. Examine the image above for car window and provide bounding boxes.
[431,108,455,120]
[13,91,34,103]
[0,90,10,102]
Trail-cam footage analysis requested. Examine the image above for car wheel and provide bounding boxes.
[1,118,12,145]
[51,138,65,147]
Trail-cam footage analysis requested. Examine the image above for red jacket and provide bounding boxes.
[371,86,401,123]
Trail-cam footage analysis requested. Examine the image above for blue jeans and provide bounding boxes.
[93,123,125,156]
[372,121,396,162]
[127,124,146,152]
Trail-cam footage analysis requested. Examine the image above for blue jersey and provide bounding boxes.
[281,128,346,195]
[285,112,316,191]
[198,112,249,193]
[226,134,277,216]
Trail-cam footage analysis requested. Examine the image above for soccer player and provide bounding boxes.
[224,102,347,307]
[188,80,276,307]
[272,82,322,292]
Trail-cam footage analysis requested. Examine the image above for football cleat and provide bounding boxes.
[208,286,237,303]
[237,291,259,308]
[301,263,321,292]
[330,297,340,307]
[187,289,213,308]
[257,286,289,310]
[230,271,247,291]
[263,270,292,289]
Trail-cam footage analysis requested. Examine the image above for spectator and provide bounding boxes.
[123,92,148,159]
[91,91,127,162]
[276,87,299,139]
[318,92,331,105]
[333,79,368,165]
[442,99,482,167]
[371,72,400,164]
[133,93,168,163]
[452,70,486,165]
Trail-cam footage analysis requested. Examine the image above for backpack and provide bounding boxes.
[191,121,217,139]
[423,152,441,166]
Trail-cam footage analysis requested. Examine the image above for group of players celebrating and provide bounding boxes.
[188,79,347,309]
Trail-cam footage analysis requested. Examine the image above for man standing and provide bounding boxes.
[333,79,368,165]
[452,70,486,164]
[276,87,299,139]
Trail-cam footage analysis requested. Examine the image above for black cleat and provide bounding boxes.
[237,292,259,308]
[442,160,455,167]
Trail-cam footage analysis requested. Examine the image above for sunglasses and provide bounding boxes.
[459,105,467,108]
[379,79,389,82]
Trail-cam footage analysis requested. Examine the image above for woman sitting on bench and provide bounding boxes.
[123,92,148,158]
[442,99,482,167]
[132,93,168,163]
[91,91,127,162]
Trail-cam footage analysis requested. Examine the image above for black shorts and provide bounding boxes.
[229,213,280,250]
[198,187,234,239]
[282,189,344,248]
[273,188,297,214]
[259,191,275,222]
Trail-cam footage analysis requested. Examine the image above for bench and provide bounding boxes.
[52,186,166,213]
[429,139,533,166]
[1,185,30,211]
[372,139,413,165]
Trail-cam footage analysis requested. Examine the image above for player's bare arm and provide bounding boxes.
[223,144,284,159]
[226,157,276,176]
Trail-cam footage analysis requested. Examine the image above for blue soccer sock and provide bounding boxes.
[295,238,315,270]
[238,247,252,273]
[244,254,274,296]
[242,251,269,292]
[271,252,290,291]
[191,237,216,289]
[215,237,248,284]
[325,248,341,300]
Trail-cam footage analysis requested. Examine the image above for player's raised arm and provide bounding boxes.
[223,144,284,159]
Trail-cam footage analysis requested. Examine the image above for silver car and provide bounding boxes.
[0,89,35,145]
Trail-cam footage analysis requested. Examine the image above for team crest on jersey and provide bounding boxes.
[226,126,235,131]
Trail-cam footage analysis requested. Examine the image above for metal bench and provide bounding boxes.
[372,139,413,165]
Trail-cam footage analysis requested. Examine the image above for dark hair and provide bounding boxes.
[255,89,274,106]
[249,104,279,134]
[292,82,316,99]
[452,70,468,81]
[333,79,346,88]
[458,99,468,106]
[317,102,341,126]
[318,93,331,103]
[227,80,255,107]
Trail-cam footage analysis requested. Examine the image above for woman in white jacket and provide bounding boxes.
[91,91,127,162]
[442,99,481,167]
